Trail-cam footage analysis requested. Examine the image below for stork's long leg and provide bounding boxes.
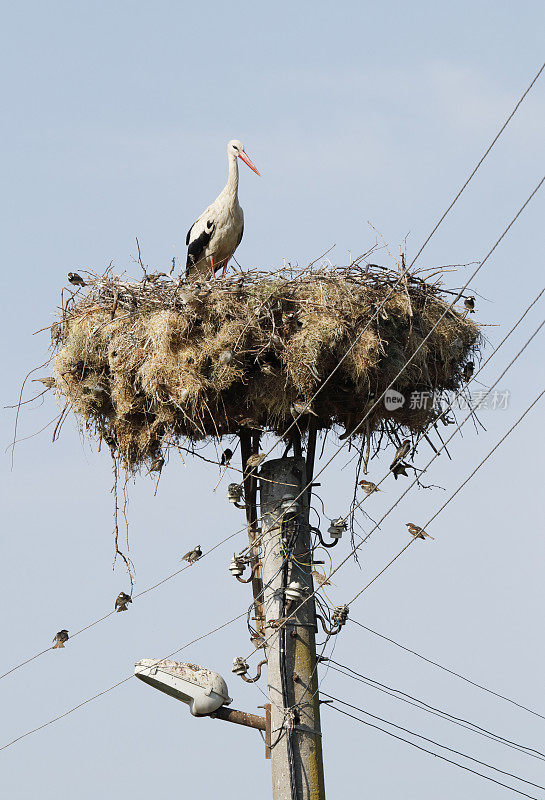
[210,256,215,280]
[221,258,229,277]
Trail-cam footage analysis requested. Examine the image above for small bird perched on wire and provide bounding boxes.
[245,453,266,471]
[290,401,318,417]
[220,448,233,466]
[68,272,86,287]
[406,522,434,540]
[115,592,132,612]
[464,296,476,314]
[463,361,474,382]
[391,462,409,480]
[146,456,164,475]
[358,479,380,495]
[390,439,411,471]
[312,570,333,587]
[181,545,202,564]
[52,630,69,649]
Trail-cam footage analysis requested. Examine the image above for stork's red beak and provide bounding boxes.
[238,150,260,176]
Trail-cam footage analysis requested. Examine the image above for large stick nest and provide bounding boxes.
[50,264,480,469]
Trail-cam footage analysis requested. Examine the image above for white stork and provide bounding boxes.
[185,139,260,280]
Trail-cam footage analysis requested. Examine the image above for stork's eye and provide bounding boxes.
[233,145,238,150]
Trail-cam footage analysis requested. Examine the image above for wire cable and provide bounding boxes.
[409,60,545,269]
[323,697,543,800]
[349,617,545,723]
[346,384,545,607]
[0,526,243,682]
[323,692,545,792]
[327,658,545,761]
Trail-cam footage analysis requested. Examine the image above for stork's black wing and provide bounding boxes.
[186,219,216,275]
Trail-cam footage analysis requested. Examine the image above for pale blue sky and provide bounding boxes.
[2,2,545,798]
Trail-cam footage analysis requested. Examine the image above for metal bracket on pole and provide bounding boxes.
[211,703,272,760]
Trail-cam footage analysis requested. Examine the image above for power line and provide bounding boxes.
[323,697,543,800]
[346,384,545,606]
[0,526,243,682]
[327,659,545,761]
[323,693,545,792]
[409,60,545,269]
[349,617,545,723]
[0,611,247,753]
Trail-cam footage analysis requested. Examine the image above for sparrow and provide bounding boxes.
[115,592,132,612]
[181,545,202,564]
[464,296,475,314]
[290,401,318,417]
[312,570,332,587]
[406,522,434,540]
[463,361,474,382]
[245,453,266,471]
[53,630,69,648]
[68,272,86,287]
[358,479,380,494]
[146,456,164,475]
[220,448,233,466]
[390,439,411,471]
[33,377,56,389]
[391,462,408,480]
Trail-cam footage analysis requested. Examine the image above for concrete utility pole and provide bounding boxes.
[259,456,326,800]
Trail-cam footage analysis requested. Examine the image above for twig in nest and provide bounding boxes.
[8,357,54,468]
[52,402,70,442]
[111,454,135,590]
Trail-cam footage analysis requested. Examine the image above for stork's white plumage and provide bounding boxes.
[185,139,260,280]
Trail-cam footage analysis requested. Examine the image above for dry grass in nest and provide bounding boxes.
[49,263,481,470]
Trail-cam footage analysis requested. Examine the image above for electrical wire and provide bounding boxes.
[326,659,545,761]
[323,692,545,792]
[0,610,247,753]
[349,617,545,723]
[408,59,545,269]
[0,526,243,682]
[345,384,545,607]
[323,697,543,800]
